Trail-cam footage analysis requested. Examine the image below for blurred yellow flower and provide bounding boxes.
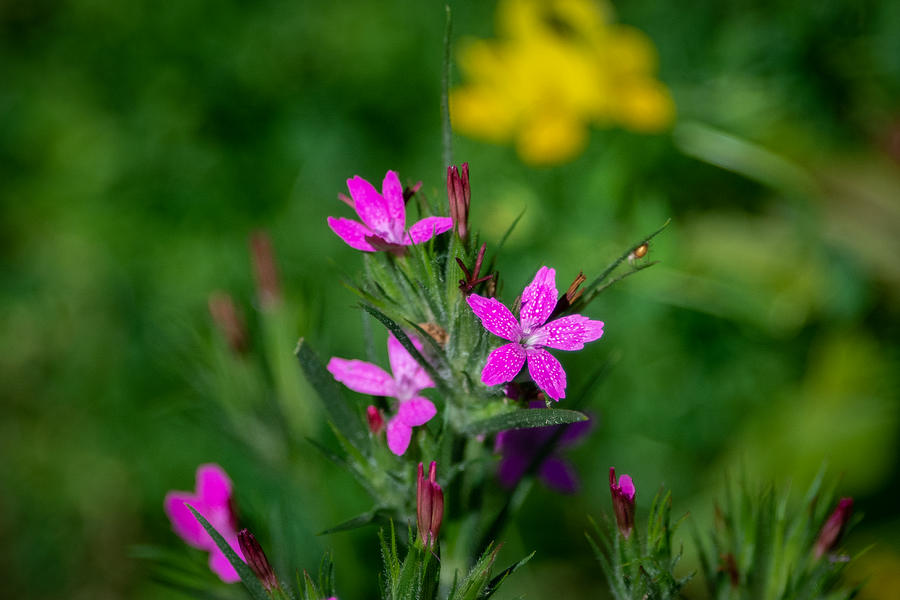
[450,0,675,165]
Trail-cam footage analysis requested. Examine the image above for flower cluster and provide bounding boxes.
[450,0,675,164]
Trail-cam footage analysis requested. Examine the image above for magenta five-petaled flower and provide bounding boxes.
[467,266,604,400]
[164,464,245,583]
[327,170,453,252]
[327,333,437,455]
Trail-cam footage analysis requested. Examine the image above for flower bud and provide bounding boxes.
[447,163,470,240]
[416,461,444,548]
[814,497,853,559]
[208,292,248,355]
[249,231,282,310]
[609,467,636,538]
[366,405,385,435]
[237,529,280,592]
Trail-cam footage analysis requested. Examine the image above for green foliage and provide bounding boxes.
[694,471,861,600]
[378,524,441,600]
[188,507,271,600]
[588,491,692,600]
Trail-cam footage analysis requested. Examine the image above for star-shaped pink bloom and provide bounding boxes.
[327,333,437,455]
[164,464,245,583]
[467,266,604,400]
[327,170,453,252]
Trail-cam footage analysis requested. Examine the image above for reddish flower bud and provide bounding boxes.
[208,292,249,355]
[237,529,280,592]
[814,497,853,559]
[249,231,282,310]
[366,405,385,435]
[416,461,444,548]
[447,163,471,240]
[609,467,636,538]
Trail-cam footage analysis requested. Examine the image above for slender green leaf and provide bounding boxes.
[360,303,449,392]
[464,408,588,435]
[294,338,367,451]
[319,508,391,535]
[585,220,670,287]
[483,551,535,598]
[187,506,269,600]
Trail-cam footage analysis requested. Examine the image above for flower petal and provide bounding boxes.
[619,474,635,500]
[558,414,594,447]
[539,457,580,494]
[327,358,397,396]
[406,216,453,244]
[467,294,521,341]
[387,333,434,394]
[208,542,242,583]
[164,492,207,548]
[481,342,526,386]
[526,348,567,400]
[386,418,413,455]
[396,396,437,427]
[520,266,558,331]
[347,175,391,238]
[327,217,377,252]
[534,315,604,351]
[497,453,530,489]
[382,170,407,240]
[196,464,232,506]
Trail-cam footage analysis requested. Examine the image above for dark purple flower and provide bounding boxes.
[494,401,593,494]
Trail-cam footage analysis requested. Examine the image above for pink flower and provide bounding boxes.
[327,333,437,455]
[164,464,245,583]
[327,170,453,252]
[466,266,604,400]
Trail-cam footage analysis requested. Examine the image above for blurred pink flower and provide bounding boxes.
[328,333,436,455]
[164,464,245,583]
[327,170,453,252]
[467,266,604,400]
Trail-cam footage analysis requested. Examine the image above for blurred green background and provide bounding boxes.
[2,0,899,598]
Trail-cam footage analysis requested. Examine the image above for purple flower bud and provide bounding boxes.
[237,529,280,592]
[814,497,853,559]
[366,405,385,435]
[416,462,444,548]
[249,231,282,310]
[447,163,470,240]
[208,292,248,355]
[609,467,636,538]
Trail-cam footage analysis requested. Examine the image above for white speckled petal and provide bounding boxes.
[481,342,526,386]
[467,294,521,341]
[535,315,604,351]
[526,348,567,401]
[520,266,558,331]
